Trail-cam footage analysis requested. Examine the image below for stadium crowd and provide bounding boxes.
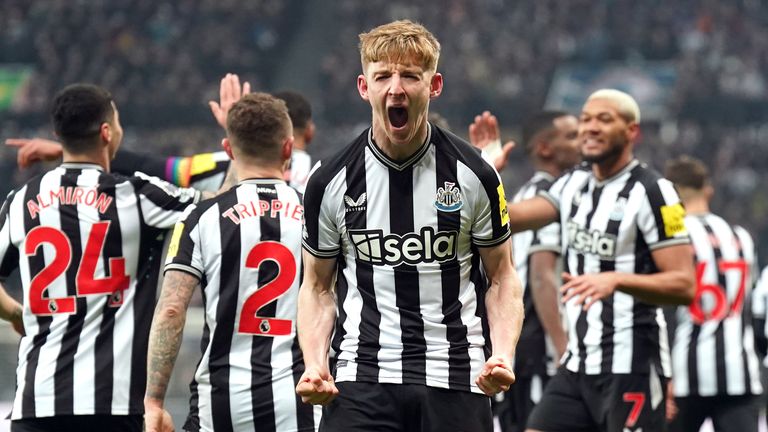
[2,0,767,257]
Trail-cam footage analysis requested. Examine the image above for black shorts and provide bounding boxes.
[494,373,550,432]
[11,414,142,432]
[320,382,492,432]
[668,395,759,432]
[527,368,667,432]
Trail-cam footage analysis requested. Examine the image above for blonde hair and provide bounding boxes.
[358,20,441,73]
[586,89,641,124]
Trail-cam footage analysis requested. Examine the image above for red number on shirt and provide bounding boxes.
[76,221,130,306]
[25,226,76,315]
[689,259,748,324]
[24,222,130,315]
[238,241,295,336]
[622,392,645,428]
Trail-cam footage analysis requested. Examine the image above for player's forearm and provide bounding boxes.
[507,196,559,234]
[0,283,22,325]
[530,273,567,357]
[486,274,524,361]
[145,271,197,407]
[616,270,695,305]
[297,283,336,370]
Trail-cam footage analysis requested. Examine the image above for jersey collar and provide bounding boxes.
[59,162,104,171]
[238,178,286,186]
[366,123,432,171]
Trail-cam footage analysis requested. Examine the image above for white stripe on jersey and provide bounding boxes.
[672,214,762,397]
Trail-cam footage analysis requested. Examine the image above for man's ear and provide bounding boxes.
[536,140,553,158]
[304,121,316,144]
[99,122,111,146]
[357,75,370,101]
[222,138,234,160]
[627,121,640,143]
[429,73,443,99]
[283,136,295,161]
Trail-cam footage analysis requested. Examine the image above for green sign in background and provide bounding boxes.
[0,67,32,111]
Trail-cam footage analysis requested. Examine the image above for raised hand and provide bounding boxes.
[209,73,252,129]
[5,138,63,169]
[468,111,516,172]
[475,355,515,396]
[296,365,339,405]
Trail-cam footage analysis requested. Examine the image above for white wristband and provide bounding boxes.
[484,138,503,161]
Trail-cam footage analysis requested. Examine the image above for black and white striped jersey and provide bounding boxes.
[511,172,562,377]
[165,179,320,432]
[0,163,199,420]
[540,159,689,377]
[671,214,762,397]
[752,266,768,366]
[302,124,511,395]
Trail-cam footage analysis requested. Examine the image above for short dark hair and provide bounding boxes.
[226,92,291,162]
[522,110,570,154]
[665,155,709,190]
[51,84,114,153]
[274,90,312,130]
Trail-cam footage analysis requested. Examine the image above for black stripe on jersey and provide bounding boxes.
[54,168,87,415]
[636,167,668,243]
[129,205,170,414]
[331,265,348,364]
[131,173,196,210]
[93,174,121,412]
[732,226,754,394]
[250,184,279,431]
[599,171,638,373]
[344,147,381,381]
[701,221,728,393]
[436,145,471,390]
[576,184,602,373]
[185,308,211,432]
[0,189,19,279]
[21,178,52,418]
[209,191,240,431]
[390,167,427,383]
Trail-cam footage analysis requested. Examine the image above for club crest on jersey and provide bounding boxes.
[434,182,463,212]
[344,193,367,212]
[609,197,627,221]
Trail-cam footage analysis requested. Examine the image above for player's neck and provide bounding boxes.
[591,150,633,181]
[533,159,562,178]
[371,121,429,161]
[234,160,284,182]
[682,197,709,215]
[62,150,110,172]
[293,137,307,151]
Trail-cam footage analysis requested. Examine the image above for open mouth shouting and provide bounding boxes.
[388,106,408,129]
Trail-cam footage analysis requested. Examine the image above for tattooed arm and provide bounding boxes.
[144,270,199,432]
[0,282,23,336]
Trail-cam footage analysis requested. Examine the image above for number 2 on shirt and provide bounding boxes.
[25,221,130,315]
[238,241,295,337]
